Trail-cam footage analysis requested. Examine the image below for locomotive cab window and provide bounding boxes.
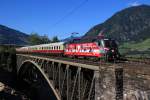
[97,40,105,47]
[104,39,117,48]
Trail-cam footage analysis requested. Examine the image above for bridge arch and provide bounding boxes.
[18,60,60,100]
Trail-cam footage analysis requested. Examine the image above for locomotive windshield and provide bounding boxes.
[97,39,117,48]
[104,39,117,48]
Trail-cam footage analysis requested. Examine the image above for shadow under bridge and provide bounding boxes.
[17,54,98,100]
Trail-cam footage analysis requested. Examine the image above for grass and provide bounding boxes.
[119,38,150,57]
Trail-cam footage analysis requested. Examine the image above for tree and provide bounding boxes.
[51,36,59,43]
[41,34,51,44]
[28,33,41,45]
[28,33,51,45]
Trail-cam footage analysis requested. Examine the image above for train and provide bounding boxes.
[16,35,120,61]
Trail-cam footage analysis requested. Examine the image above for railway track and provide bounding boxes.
[125,57,150,65]
[19,54,150,68]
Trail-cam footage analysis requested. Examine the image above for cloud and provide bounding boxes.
[129,1,141,7]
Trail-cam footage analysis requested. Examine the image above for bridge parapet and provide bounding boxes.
[16,54,123,100]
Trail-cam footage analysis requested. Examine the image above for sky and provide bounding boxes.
[0,0,150,39]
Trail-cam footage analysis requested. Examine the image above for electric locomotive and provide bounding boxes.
[64,37,120,60]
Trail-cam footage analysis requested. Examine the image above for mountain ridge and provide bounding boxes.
[0,24,29,45]
[83,5,150,43]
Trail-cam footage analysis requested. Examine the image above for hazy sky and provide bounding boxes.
[0,0,150,39]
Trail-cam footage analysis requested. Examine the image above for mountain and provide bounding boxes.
[81,5,150,56]
[83,5,150,43]
[0,25,29,45]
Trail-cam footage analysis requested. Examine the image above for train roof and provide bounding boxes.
[25,42,65,48]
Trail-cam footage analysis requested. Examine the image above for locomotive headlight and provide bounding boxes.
[111,50,114,52]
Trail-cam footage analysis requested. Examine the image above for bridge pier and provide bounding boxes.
[95,65,123,100]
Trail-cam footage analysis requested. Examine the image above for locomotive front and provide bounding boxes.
[97,38,120,61]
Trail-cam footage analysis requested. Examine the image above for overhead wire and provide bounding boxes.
[49,0,89,29]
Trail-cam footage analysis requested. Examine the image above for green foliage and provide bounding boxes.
[41,34,51,43]
[0,46,6,53]
[0,46,16,54]
[28,33,51,45]
[119,38,150,56]
[51,36,59,43]
[8,47,16,54]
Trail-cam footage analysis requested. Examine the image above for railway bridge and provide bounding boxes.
[16,54,123,100]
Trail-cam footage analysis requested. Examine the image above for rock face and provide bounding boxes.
[95,63,150,100]
[83,5,150,43]
[123,64,150,100]
[0,25,29,45]
[0,82,5,91]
